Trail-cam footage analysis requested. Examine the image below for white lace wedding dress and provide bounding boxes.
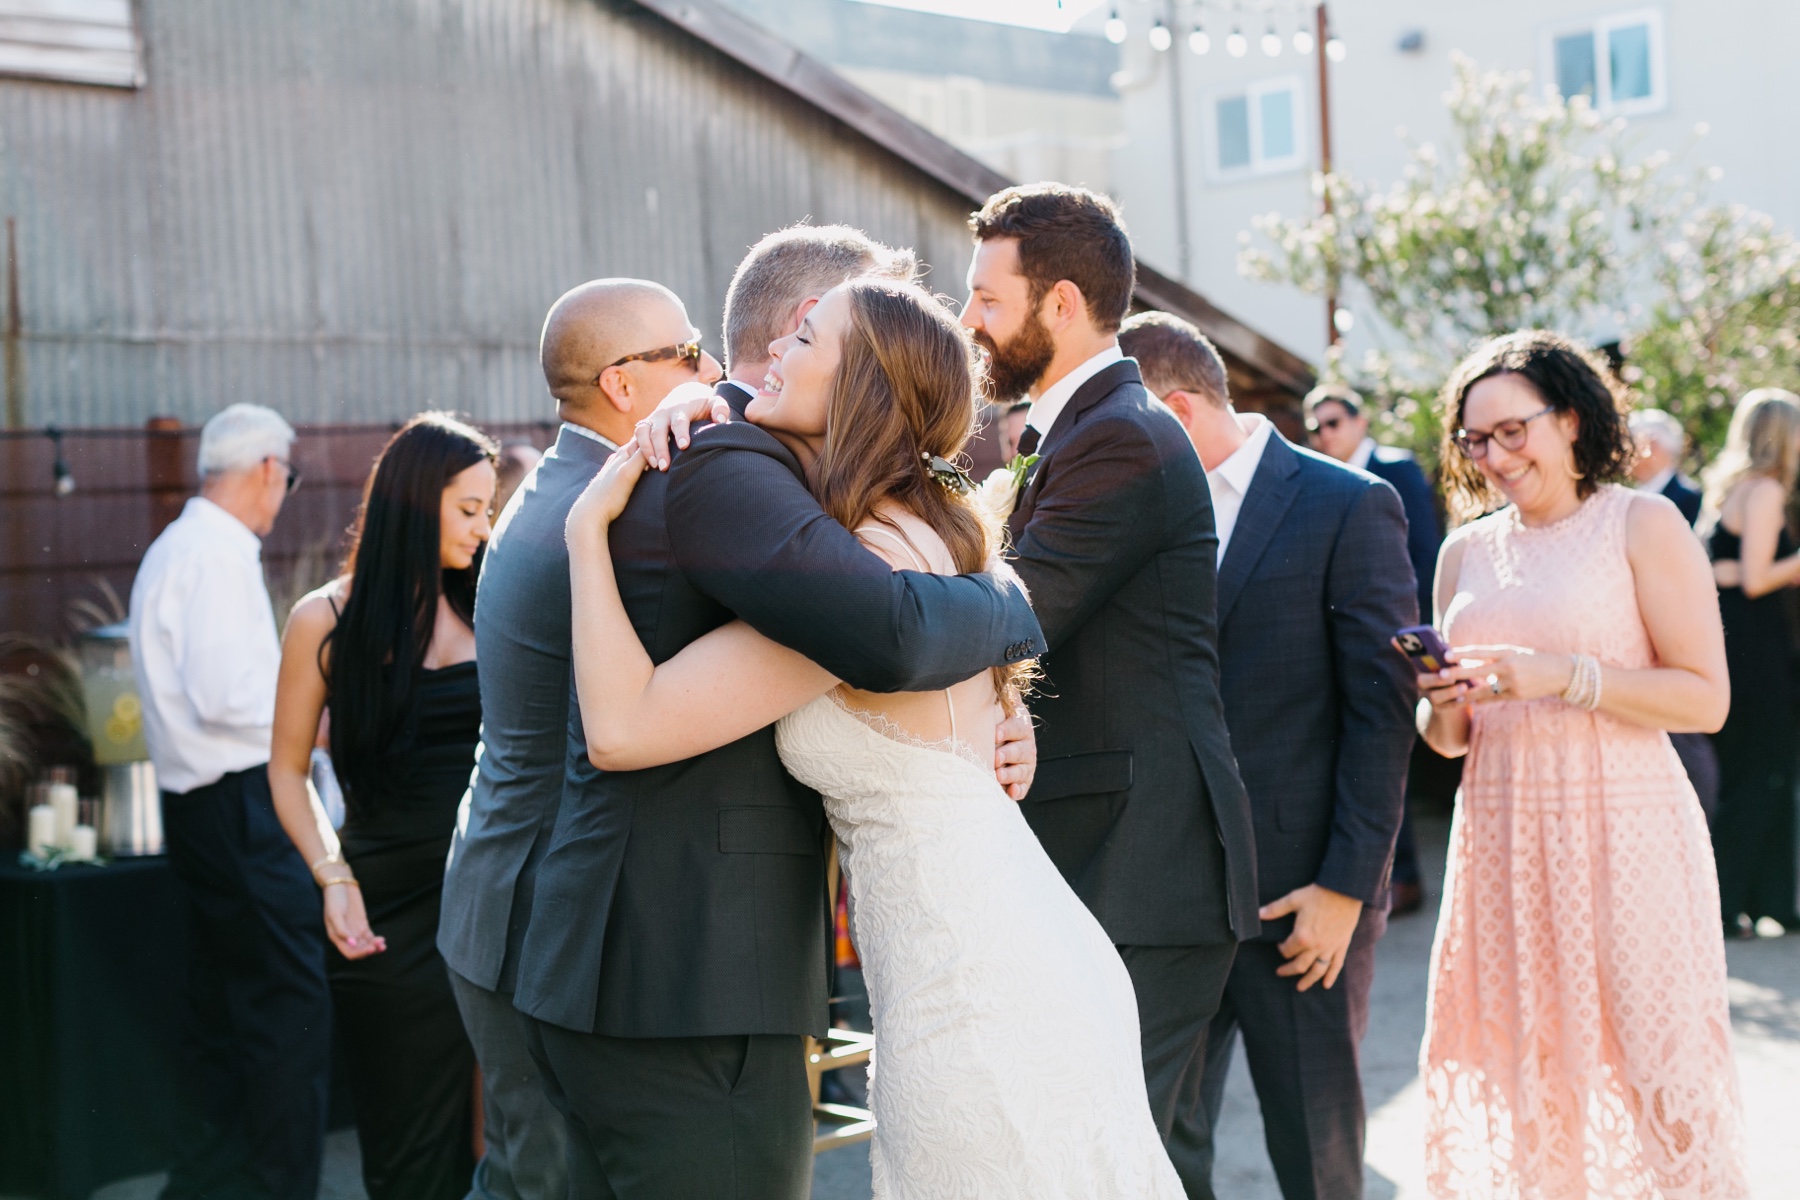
[776,690,1185,1199]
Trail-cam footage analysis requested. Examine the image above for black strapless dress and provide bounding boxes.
[1708,523,1800,930]
[332,663,480,1198]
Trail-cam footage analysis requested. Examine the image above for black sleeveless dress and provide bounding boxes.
[331,663,480,1198]
[1708,522,1800,931]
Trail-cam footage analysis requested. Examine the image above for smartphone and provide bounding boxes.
[1395,625,1452,673]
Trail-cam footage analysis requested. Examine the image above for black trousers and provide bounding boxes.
[1192,910,1383,1200]
[522,1017,812,1200]
[1118,942,1238,1200]
[159,765,332,1200]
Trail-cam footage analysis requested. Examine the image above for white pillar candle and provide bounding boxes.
[27,805,57,855]
[48,783,79,845]
[68,824,98,862]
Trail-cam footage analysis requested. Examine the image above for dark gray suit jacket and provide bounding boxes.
[1217,431,1417,929]
[1007,359,1259,945]
[438,425,612,993]
[513,387,1044,1038]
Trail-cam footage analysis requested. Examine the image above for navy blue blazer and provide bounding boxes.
[1217,432,1418,925]
[1661,472,1703,526]
[1361,445,1441,623]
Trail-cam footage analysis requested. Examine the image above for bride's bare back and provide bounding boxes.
[838,506,1001,762]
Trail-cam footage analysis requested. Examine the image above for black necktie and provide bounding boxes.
[1016,424,1041,459]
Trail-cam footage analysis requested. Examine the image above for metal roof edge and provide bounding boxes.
[628,0,1315,397]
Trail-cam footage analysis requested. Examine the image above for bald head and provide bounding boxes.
[538,279,720,441]
[541,279,687,394]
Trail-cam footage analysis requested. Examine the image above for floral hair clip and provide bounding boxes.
[922,453,975,495]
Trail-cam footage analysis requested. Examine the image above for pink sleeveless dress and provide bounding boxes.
[1425,485,1748,1199]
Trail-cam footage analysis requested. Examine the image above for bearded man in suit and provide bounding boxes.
[959,184,1259,1195]
[1122,312,1417,1200]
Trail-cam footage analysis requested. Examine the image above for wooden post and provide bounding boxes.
[1316,3,1339,348]
[145,416,187,544]
[4,217,22,428]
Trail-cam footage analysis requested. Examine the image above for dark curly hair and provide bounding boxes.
[1438,330,1635,523]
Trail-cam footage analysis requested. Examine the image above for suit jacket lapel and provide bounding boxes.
[1215,431,1303,625]
[1010,359,1143,537]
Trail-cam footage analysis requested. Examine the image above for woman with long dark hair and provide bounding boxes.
[269,412,497,1199]
[1408,331,1746,1197]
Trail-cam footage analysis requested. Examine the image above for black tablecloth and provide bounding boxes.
[0,856,187,1199]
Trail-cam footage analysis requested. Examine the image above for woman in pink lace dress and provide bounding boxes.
[1412,331,1748,1199]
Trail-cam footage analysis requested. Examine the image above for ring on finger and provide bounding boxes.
[1487,673,1503,696]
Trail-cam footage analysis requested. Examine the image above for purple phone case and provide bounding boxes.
[1395,624,1451,672]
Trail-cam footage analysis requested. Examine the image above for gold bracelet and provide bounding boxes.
[321,877,360,890]
[309,852,343,874]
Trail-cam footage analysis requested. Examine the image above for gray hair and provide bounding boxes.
[1117,310,1229,407]
[1627,407,1685,457]
[197,403,295,476]
[723,224,916,369]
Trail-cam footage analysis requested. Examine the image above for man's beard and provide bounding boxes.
[975,308,1056,404]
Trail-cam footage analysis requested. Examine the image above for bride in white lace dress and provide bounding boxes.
[564,279,1183,1198]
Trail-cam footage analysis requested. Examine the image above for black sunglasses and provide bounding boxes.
[1307,415,1349,434]
[266,457,301,494]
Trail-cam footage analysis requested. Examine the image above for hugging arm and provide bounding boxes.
[567,447,838,771]
[664,422,1043,693]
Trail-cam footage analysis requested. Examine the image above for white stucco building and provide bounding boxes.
[1107,0,1800,365]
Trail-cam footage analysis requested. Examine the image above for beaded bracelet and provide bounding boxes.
[1561,653,1602,711]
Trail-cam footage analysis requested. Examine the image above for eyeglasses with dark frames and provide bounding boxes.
[595,337,704,383]
[1453,406,1556,459]
[266,456,301,494]
[1307,415,1349,434]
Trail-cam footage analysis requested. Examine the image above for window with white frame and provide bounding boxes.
[1210,77,1303,180]
[0,0,143,89]
[1543,8,1665,115]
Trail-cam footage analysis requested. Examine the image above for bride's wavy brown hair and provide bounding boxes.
[811,277,1033,703]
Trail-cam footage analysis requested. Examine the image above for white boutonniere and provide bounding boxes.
[975,453,1039,523]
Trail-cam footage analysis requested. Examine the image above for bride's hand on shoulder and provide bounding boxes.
[567,443,650,545]
[636,381,732,470]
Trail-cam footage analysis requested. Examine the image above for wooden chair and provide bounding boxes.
[808,838,876,1152]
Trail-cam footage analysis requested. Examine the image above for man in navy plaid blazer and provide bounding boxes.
[1120,312,1419,1200]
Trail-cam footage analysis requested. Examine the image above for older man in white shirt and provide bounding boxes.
[129,403,330,1200]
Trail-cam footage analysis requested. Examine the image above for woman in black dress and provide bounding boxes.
[1704,387,1800,938]
[270,413,497,1197]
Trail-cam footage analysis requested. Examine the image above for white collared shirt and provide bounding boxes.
[1025,344,1125,442]
[1349,436,1377,471]
[128,497,283,793]
[560,421,618,452]
[1635,465,1676,495]
[1203,413,1275,565]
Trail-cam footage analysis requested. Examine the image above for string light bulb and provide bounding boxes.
[47,426,74,497]
[1148,19,1172,51]
[1189,23,1210,54]
[1226,25,1247,56]
[1104,8,1127,44]
[1261,24,1282,56]
[1325,35,1347,61]
[1292,26,1314,54]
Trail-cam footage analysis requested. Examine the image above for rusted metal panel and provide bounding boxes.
[0,0,1305,435]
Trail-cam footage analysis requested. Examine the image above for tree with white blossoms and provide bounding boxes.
[1239,53,1800,466]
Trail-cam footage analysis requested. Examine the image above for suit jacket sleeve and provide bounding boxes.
[1315,481,1420,906]
[1008,415,1174,653]
[664,422,1044,693]
[1385,458,1442,619]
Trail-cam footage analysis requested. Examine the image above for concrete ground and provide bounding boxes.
[89,813,1800,1199]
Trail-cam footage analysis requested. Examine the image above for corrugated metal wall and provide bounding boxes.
[0,0,987,428]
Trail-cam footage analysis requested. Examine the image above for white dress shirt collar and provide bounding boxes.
[1635,466,1676,495]
[1349,436,1377,471]
[1203,412,1275,566]
[560,421,618,451]
[186,495,264,560]
[1025,344,1125,440]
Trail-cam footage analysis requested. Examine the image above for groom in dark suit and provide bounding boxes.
[1121,312,1417,1200]
[513,226,1044,1198]
[961,184,1259,1194]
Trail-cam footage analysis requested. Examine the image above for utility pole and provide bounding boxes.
[1167,1,1193,282]
[1316,3,1339,348]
